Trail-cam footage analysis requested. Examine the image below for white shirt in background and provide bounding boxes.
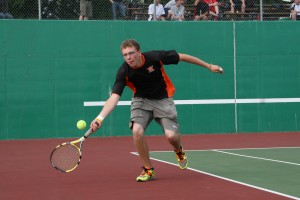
[148,3,165,20]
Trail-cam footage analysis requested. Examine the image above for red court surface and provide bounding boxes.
[1,132,299,200]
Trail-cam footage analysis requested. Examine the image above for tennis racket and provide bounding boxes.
[50,128,92,173]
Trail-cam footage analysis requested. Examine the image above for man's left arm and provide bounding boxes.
[178,53,223,74]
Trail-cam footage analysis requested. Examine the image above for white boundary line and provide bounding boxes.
[149,146,300,153]
[130,147,300,200]
[131,152,299,200]
[84,98,300,106]
[213,150,300,166]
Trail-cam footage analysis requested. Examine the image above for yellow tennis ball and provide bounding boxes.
[77,120,86,130]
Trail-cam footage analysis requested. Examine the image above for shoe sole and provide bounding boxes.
[136,176,155,182]
[178,159,188,170]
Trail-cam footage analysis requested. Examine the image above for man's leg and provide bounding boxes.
[164,129,181,151]
[132,123,153,168]
[164,129,188,170]
[112,3,117,19]
[291,11,297,20]
[132,122,155,182]
[118,2,126,18]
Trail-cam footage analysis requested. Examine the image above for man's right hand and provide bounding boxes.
[90,119,102,133]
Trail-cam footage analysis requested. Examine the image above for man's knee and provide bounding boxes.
[165,130,178,142]
[132,122,145,139]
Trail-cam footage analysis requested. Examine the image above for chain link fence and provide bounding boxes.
[0,0,294,21]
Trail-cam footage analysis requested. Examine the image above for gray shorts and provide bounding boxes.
[80,0,93,17]
[130,97,179,133]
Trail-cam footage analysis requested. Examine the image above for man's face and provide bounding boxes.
[121,47,142,69]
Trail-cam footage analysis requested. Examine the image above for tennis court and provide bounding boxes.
[1,132,299,200]
[148,147,300,199]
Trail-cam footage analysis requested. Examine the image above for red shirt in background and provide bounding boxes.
[204,0,216,13]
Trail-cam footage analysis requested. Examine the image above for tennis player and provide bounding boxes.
[90,39,223,182]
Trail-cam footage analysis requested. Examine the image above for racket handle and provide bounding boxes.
[84,128,92,138]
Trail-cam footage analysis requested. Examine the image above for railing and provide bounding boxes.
[0,0,294,21]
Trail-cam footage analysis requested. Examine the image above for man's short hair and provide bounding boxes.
[120,39,141,51]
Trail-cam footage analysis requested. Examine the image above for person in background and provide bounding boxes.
[229,0,245,13]
[164,0,176,17]
[110,0,126,20]
[291,0,300,20]
[148,0,165,21]
[204,0,219,20]
[194,0,218,20]
[79,0,92,20]
[0,0,13,19]
[169,0,185,21]
[194,0,209,20]
[194,0,219,17]
[89,39,223,182]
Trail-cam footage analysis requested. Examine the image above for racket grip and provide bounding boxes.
[84,128,92,138]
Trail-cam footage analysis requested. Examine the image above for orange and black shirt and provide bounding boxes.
[112,50,180,99]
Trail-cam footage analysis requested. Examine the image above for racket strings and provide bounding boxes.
[51,144,81,172]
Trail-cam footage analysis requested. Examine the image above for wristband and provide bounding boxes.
[96,115,104,123]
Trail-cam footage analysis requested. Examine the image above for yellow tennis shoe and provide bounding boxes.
[136,167,155,182]
[175,147,188,170]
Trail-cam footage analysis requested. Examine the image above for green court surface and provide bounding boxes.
[149,147,300,199]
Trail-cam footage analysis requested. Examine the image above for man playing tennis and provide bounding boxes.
[90,39,223,182]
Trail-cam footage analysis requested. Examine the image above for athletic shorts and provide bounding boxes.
[80,0,93,17]
[129,97,179,133]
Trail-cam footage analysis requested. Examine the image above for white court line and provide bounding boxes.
[130,147,300,200]
[84,98,300,106]
[149,146,300,153]
[213,150,300,166]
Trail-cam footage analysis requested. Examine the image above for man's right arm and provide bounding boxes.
[90,93,120,133]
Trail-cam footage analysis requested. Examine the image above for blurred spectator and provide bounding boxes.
[79,0,92,20]
[148,0,165,21]
[230,0,245,13]
[169,0,185,21]
[195,0,219,18]
[194,0,209,20]
[164,0,176,17]
[204,0,219,19]
[0,0,13,19]
[291,0,300,20]
[110,0,126,20]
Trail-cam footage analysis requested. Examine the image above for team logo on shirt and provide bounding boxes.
[147,66,155,73]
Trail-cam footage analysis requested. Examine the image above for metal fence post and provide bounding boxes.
[260,0,263,21]
[153,0,156,21]
[38,0,41,20]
